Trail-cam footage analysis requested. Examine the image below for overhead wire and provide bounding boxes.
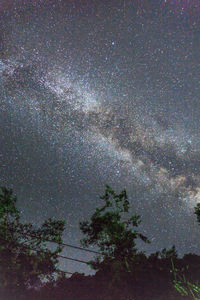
[13,229,102,255]
[0,233,99,276]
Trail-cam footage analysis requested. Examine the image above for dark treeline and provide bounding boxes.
[0,185,200,300]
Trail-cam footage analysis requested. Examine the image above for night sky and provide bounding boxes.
[1,0,200,276]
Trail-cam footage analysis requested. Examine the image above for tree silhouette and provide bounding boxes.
[194,203,200,225]
[157,245,178,259]
[79,185,150,274]
[0,186,65,300]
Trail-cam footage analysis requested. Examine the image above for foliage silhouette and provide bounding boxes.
[169,202,200,300]
[79,185,150,276]
[170,257,200,299]
[194,203,200,226]
[0,186,65,300]
[1,185,200,299]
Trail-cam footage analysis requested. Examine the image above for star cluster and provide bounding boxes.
[1,0,200,275]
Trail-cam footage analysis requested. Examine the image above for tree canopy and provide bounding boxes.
[0,186,65,300]
[1,184,200,299]
[194,203,200,225]
[79,185,150,273]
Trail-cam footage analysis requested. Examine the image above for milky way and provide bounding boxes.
[1,0,200,275]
